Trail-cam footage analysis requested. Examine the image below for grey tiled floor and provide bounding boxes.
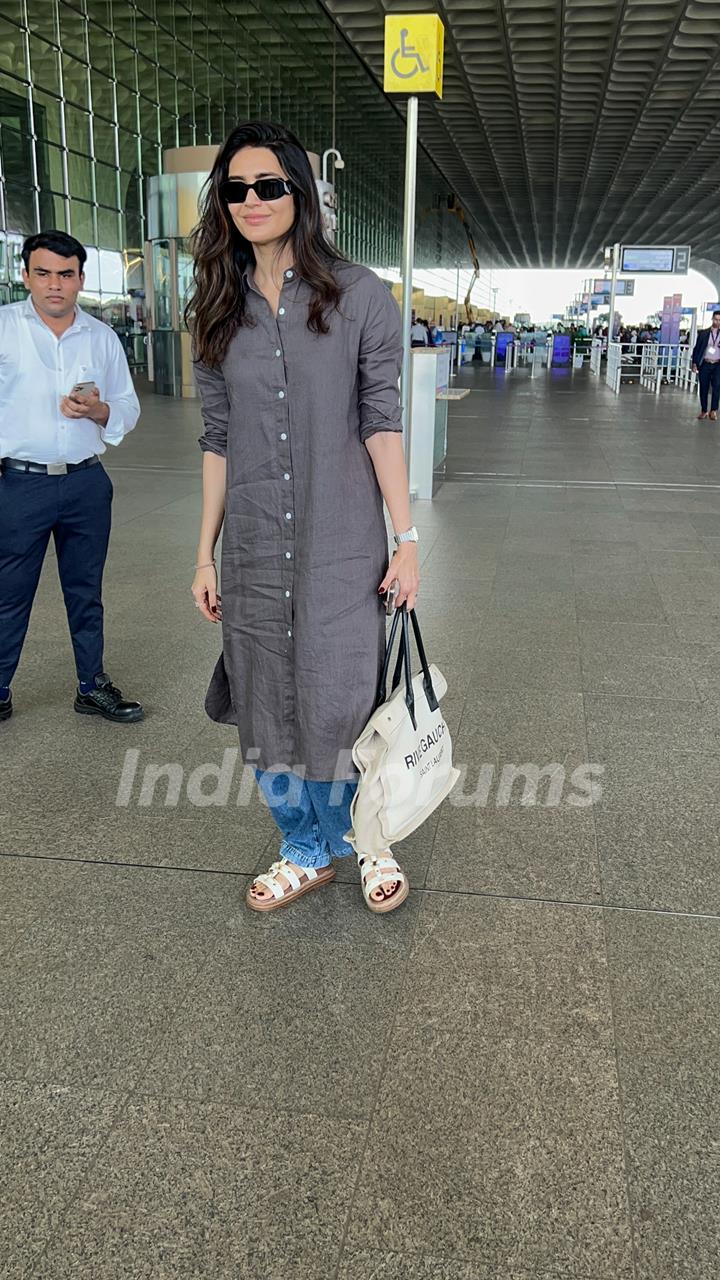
[2,364,720,1277]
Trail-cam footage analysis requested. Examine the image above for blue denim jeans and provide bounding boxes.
[255,769,357,869]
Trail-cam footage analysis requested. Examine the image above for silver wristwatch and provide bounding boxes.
[394,525,419,546]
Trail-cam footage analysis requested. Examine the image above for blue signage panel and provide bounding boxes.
[495,332,513,363]
[621,246,675,273]
[552,335,571,366]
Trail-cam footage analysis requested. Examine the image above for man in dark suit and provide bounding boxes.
[692,310,720,421]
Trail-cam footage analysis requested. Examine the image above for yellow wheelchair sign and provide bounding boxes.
[384,14,444,97]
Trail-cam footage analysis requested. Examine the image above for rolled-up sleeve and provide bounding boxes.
[357,282,403,443]
[195,359,229,457]
[100,331,140,446]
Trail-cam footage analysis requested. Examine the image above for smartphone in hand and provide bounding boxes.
[71,380,98,397]
[385,580,399,616]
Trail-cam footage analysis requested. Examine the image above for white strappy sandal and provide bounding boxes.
[246,857,336,913]
[357,851,409,915]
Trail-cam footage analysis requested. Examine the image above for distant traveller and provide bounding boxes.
[692,309,720,421]
[410,317,428,347]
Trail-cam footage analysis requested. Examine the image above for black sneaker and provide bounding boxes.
[0,692,12,722]
[74,674,143,723]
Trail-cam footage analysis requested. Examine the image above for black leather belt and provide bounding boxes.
[1,455,99,475]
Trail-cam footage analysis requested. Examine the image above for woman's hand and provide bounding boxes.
[192,563,222,623]
[378,543,420,611]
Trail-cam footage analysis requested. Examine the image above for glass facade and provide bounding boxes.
[0,0,476,364]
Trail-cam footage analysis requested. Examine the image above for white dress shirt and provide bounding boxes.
[704,327,720,364]
[0,297,140,464]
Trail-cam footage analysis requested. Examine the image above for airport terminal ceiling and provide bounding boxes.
[323,0,720,272]
[2,0,720,286]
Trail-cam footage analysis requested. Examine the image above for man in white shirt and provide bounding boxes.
[0,230,142,723]
[410,318,428,348]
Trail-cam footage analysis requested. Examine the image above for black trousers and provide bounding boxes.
[0,463,113,686]
[698,361,720,412]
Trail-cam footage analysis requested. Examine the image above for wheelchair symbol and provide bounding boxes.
[390,28,429,79]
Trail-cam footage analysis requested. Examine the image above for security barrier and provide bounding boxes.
[639,344,696,396]
[605,342,697,397]
[606,343,644,393]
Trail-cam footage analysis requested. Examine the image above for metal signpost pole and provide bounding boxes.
[384,12,444,474]
[399,93,418,442]
[608,242,620,341]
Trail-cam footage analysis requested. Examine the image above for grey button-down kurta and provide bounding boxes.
[195,262,403,780]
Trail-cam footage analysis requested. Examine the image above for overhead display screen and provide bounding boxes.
[621,246,674,273]
[590,280,634,302]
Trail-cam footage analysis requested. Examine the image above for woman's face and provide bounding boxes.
[225,145,296,247]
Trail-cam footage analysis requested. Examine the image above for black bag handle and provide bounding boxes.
[377,604,439,725]
[400,609,416,731]
[377,604,404,706]
[409,607,439,713]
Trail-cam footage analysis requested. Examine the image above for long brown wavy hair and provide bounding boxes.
[185,121,346,367]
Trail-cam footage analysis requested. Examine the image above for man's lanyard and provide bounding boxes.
[709,328,720,350]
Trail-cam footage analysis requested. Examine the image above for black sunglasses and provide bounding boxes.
[219,177,294,204]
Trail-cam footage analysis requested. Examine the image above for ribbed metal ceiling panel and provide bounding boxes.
[323,0,720,267]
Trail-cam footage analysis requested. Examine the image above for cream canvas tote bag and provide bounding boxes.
[346,607,460,856]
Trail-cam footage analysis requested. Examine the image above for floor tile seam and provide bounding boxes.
[446,474,720,494]
[420,685,473,890]
[25,946,216,1264]
[94,1084,373,1124]
[108,486,201,531]
[16,1075,141,1279]
[420,885,720,923]
[571,691,599,911]
[8,850,720,923]
[577,676,621,1205]
[597,906,642,1280]
[106,465,199,475]
[330,860,427,1280]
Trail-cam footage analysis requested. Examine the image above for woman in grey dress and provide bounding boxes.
[188,122,420,914]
